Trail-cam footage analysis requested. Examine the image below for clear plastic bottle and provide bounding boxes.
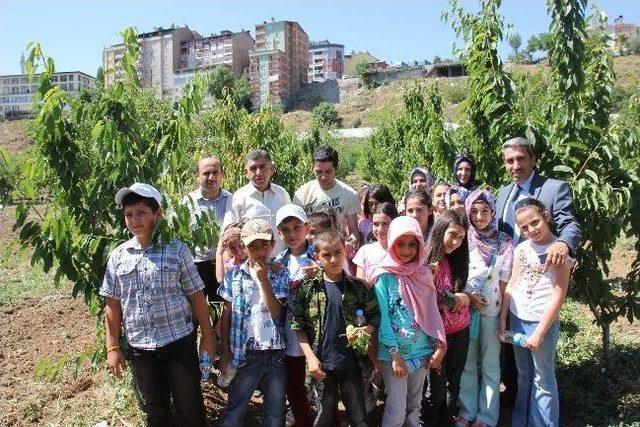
[199,351,212,381]
[355,309,367,327]
[500,330,528,347]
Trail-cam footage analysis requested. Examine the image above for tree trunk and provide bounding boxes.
[601,322,610,367]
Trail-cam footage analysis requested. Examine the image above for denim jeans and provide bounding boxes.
[129,332,206,427]
[510,313,560,427]
[219,349,286,427]
[459,315,501,426]
[422,326,470,427]
[380,361,428,427]
[314,363,368,427]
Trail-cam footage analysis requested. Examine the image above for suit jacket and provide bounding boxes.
[496,171,581,255]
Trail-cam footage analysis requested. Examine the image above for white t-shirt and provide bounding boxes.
[284,253,314,357]
[509,238,573,322]
[466,248,510,317]
[293,179,359,233]
[246,267,286,350]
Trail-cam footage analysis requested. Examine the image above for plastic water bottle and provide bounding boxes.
[199,352,212,381]
[500,330,528,347]
[217,365,237,388]
[355,309,367,327]
[405,357,423,372]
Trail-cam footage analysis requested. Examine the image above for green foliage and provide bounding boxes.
[355,60,375,89]
[311,102,342,129]
[205,65,252,110]
[12,29,219,311]
[358,81,454,197]
[508,32,522,55]
[440,83,467,104]
[525,32,554,56]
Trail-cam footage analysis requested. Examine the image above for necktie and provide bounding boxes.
[505,184,523,241]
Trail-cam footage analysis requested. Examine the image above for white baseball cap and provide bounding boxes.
[241,219,274,245]
[115,183,163,206]
[276,204,308,227]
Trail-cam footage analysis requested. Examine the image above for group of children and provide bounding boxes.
[102,151,573,427]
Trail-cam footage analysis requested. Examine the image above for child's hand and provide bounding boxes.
[468,293,488,310]
[453,293,470,311]
[498,318,507,338]
[391,355,408,378]
[525,332,543,351]
[301,261,321,279]
[253,261,269,284]
[427,347,445,374]
[199,333,216,362]
[107,349,126,378]
[219,350,232,376]
[308,355,326,381]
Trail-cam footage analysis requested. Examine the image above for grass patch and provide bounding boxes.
[0,261,63,306]
[558,299,640,426]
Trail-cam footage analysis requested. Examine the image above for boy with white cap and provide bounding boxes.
[218,218,289,426]
[100,183,214,427]
[274,204,318,426]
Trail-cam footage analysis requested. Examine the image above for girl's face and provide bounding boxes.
[448,193,465,215]
[432,185,449,213]
[469,201,492,230]
[228,240,244,260]
[516,207,553,244]
[372,213,392,247]
[405,197,432,233]
[411,173,428,190]
[456,161,472,185]
[393,234,420,264]
[367,196,379,217]
[443,224,466,254]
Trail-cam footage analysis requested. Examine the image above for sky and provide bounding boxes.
[1,0,638,76]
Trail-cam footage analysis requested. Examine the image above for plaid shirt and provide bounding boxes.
[218,259,289,367]
[100,238,204,350]
[184,188,232,262]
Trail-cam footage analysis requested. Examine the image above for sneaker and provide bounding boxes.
[454,417,470,427]
[285,408,296,427]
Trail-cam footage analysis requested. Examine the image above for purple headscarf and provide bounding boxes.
[465,189,514,268]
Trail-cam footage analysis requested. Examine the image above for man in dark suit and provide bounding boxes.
[496,136,581,407]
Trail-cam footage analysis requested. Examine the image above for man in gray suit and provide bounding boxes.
[495,136,581,408]
[496,136,581,263]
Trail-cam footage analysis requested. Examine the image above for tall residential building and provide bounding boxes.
[308,41,344,82]
[0,71,95,118]
[249,20,309,110]
[103,26,200,100]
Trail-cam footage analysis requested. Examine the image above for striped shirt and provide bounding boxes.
[218,260,289,368]
[184,188,232,262]
[100,238,204,349]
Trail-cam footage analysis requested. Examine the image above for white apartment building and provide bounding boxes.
[308,41,345,82]
[178,30,254,77]
[103,26,200,100]
[0,71,95,118]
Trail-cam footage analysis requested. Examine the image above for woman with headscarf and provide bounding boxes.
[456,189,514,427]
[453,154,480,191]
[372,216,446,427]
[398,166,436,214]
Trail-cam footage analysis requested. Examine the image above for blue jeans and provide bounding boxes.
[219,349,286,427]
[459,315,501,426]
[510,313,560,427]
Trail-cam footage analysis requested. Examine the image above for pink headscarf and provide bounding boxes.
[372,216,446,345]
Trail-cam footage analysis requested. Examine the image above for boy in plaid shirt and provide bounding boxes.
[100,183,214,427]
[218,218,289,426]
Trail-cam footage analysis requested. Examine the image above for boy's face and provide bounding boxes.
[244,238,274,264]
[123,202,159,239]
[314,240,345,277]
[278,218,309,251]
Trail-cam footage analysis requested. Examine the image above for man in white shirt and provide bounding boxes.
[293,145,360,254]
[223,149,291,254]
[185,157,233,301]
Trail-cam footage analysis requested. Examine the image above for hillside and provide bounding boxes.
[343,51,379,76]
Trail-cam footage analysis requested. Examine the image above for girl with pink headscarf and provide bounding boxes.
[371,216,446,427]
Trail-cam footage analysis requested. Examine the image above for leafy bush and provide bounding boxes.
[205,65,252,111]
[441,83,467,104]
[311,102,342,129]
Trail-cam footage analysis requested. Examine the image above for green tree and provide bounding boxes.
[355,60,375,89]
[508,32,522,56]
[205,65,252,110]
[311,102,342,129]
[525,32,553,57]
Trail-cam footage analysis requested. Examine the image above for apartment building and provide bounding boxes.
[249,20,309,110]
[178,30,254,76]
[103,26,200,100]
[308,40,344,82]
[0,71,95,118]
